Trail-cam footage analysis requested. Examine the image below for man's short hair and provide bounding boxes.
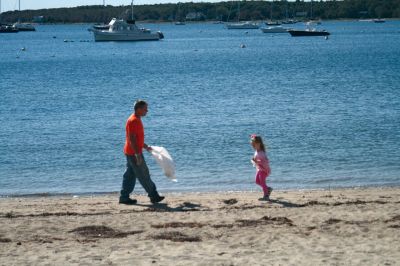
[134,100,147,111]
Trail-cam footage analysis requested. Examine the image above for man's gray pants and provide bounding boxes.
[120,154,158,200]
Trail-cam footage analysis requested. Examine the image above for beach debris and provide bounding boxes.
[150,231,201,242]
[236,216,295,227]
[0,237,12,243]
[69,225,143,239]
[151,222,205,229]
[223,198,238,205]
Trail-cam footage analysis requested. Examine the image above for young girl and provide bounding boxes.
[250,134,272,201]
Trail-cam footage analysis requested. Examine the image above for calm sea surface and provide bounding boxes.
[1,21,399,196]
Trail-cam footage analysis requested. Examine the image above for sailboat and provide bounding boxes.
[11,0,36,31]
[305,0,322,25]
[265,2,280,26]
[226,1,259,29]
[91,1,164,41]
[0,0,18,32]
[174,3,185,25]
[281,1,297,24]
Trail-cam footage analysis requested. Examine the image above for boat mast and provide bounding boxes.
[237,1,240,22]
[285,0,288,20]
[270,2,273,21]
[131,0,134,21]
[19,0,20,11]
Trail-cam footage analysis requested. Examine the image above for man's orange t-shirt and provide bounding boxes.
[123,114,144,155]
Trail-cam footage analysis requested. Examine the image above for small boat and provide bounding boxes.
[226,21,259,29]
[373,18,386,23]
[12,22,36,31]
[92,18,164,42]
[0,24,19,33]
[281,20,297,24]
[92,24,110,31]
[265,21,281,26]
[174,21,185,25]
[305,20,322,25]
[288,29,330,37]
[261,26,290,33]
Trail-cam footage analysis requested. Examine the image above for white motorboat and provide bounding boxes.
[226,21,259,29]
[92,18,164,42]
[261,26,290,33]
[288,22,330,37]
[12,22,36,31]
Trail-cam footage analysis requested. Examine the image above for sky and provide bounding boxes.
[1,0,209,12]
[1,0,307,13]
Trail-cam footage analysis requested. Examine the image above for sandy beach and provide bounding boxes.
[0,187,399,265]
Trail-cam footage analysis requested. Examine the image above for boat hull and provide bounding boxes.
[16,27,36,31]
[261,27,289,33]
[13,23,36,31]
[94,31,162,42]
[288,30,330,37]
[226,23,259,29]
[0,27,19,33]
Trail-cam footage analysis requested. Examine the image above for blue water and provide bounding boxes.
[1,21,400,196]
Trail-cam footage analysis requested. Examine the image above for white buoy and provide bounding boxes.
[325,36,329,40]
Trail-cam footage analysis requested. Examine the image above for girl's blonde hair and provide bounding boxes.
[251,134,266,152]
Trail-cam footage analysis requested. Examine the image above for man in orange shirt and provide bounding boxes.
[119,100,164,205]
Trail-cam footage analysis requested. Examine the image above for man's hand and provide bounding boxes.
[144,144,152,152]
[135,154,143,166]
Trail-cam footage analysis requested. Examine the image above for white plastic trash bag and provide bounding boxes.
[150,146,177,182]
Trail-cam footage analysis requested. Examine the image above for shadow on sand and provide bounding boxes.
[268,199,307,208]
[134,202,206,212]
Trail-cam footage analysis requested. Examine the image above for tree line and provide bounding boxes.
[1,0,399,24]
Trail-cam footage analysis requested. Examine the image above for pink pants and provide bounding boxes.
[255,170,269,196]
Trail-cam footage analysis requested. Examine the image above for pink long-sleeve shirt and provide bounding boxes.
[254,150,271,175]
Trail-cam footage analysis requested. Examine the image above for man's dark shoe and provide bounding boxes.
[119,198,137,205]
[150,196,165,204]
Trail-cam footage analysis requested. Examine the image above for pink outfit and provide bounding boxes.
[253,150,271,196]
